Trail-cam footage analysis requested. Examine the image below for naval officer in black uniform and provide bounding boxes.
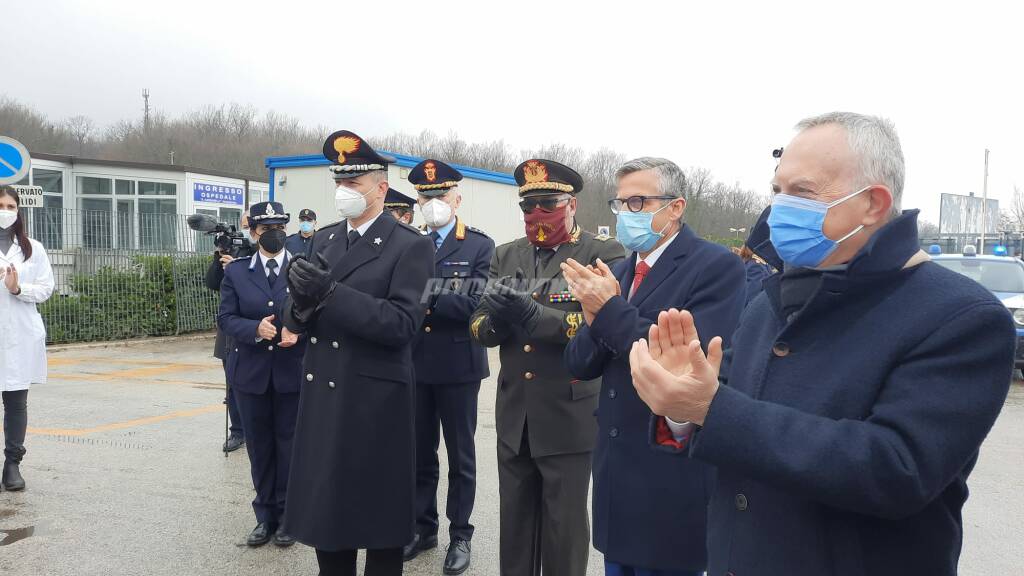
[282,130,434,576]
[217,201,306,548]
[403,159,494,575]
[469,159,625,576]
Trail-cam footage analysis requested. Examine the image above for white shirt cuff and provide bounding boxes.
[665,416,695,443]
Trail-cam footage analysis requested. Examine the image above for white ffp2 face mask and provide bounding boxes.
[0,210,17,230]
[421,198,453,228]
[335,184,371,219]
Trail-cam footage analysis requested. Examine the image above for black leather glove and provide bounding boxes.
[483,276,542,331]
[287,253,334,306]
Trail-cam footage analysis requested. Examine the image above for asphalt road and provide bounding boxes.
[0,337,1021,575]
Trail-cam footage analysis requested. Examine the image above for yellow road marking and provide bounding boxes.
[48,357,215,369]
[46,363,215,382]
[27,404,223,437]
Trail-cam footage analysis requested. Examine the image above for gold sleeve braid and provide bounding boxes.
[471,314,487,340]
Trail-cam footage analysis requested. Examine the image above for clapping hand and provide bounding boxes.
[630,309,723,426]
[288,253,333,305]
[3,265,19,295]
[561,258,619,324]
[483,275,542,330]
[258,314,278,341]
[279,327,300,348]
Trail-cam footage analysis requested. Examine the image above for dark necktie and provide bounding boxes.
[266,258,278,286]
[429,231,440,252]
[348,230,361,248]
[535,248,556,278]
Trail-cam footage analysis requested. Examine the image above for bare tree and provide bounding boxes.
[62,115,95,155]
[1005,184,1024,232]
[918,219,940,238]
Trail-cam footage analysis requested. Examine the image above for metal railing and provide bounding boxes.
[22,208,222,344]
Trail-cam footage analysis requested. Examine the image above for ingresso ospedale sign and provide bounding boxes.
[193,182,244,205]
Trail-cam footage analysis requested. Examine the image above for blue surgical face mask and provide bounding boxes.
[767,186,870,268]
[299,221,314,234]
[615,201,674,253]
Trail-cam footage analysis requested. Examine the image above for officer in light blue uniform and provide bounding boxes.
[405,158,494,575]
[218,201,307,549]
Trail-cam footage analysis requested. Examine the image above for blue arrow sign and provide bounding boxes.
[0,137,31,185]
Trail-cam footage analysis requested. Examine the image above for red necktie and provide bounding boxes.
[630,260,651,299]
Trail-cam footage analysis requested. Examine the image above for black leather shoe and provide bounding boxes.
[443,539,471,575]
[2,462,25,492]
[223,434,245,453]
[246,522,276,547]
[273,531,295,547]
[402,533,438,561]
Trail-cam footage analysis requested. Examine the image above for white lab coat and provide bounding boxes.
[0,237,54,391]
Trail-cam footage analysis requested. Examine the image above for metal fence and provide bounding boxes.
[24,208,223,344]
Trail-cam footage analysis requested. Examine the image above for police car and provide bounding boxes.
[930,244,1024,367]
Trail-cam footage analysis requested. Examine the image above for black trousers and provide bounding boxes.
[234,383,299,525]
[2,390,28,464]
[497,427,592,576]
[220,357,243,436]
[414,379,480,542]
[315,548,402,576]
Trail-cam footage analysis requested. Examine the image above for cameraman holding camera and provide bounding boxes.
[204,213,256,453]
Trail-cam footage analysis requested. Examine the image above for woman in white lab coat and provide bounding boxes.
[0,185,54,492]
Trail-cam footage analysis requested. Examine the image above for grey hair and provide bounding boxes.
[615,157,687,200]
[795,112,905,217]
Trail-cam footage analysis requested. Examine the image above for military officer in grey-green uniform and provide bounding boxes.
[469,158,624,576]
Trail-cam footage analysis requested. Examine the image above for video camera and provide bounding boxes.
[187,214,253,256]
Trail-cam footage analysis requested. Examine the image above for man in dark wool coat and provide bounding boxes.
[281,129,434,576]
[630,111,1015,576]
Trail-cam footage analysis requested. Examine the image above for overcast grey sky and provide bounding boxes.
[4,0,1023,223]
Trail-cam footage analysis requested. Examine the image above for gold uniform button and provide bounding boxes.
[425,326,432,333]
[531,292,539,300]
[306,374,314,382]
[332,341,339,349]
[310,337,318,344]
[328,381,336,389]
[772,342,791,357]
[525,372,535,380]
[268,301,274,307]
[426,309,431,315]
[523,344,533,353]
[267,345,274,351]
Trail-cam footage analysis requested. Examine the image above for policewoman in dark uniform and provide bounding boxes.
[469,159,624,576]
[404,159,494,575]
[217,201,306,548]
[385,188,417,226]
[282,130,434,576]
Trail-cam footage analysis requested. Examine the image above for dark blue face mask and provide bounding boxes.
[767,186,869,268]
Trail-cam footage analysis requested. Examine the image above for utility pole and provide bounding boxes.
[142,89,151,133]
[169,151,175,165]
[981,149,990,252]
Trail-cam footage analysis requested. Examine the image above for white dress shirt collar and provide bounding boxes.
[638,231,679,269]
[352,212,383,237]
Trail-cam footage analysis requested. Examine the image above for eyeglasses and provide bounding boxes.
[607,195,677,214]
[519,195,570,214]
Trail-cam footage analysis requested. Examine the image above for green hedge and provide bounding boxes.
[40,254,216,344]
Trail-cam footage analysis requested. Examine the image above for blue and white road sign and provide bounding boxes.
[0,136,31,186]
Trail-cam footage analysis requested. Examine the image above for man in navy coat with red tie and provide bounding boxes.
[563,157,745,576]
